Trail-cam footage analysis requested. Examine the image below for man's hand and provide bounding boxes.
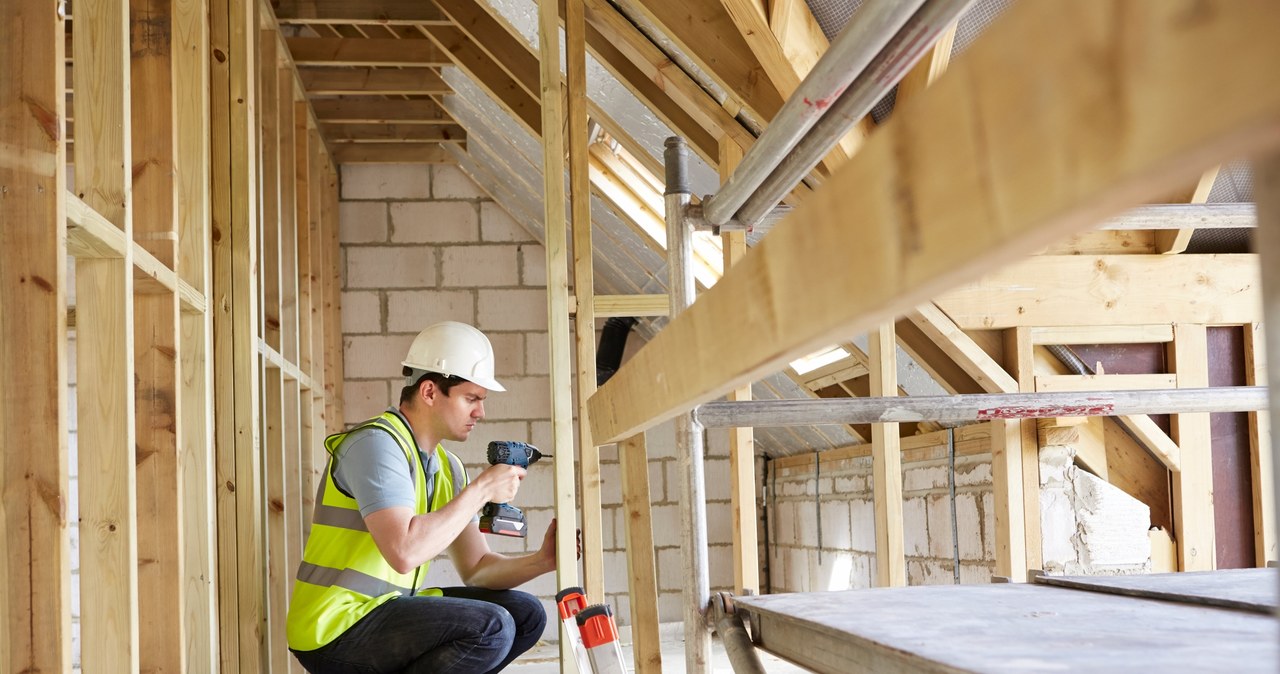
[538,518,583,569]
[474,463,525,503]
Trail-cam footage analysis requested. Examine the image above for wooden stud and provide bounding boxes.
[331,143,457,164]
[619,434,663,674]
[869,324,906,586]
[720,137,760,595]
[1008,328,1042,574]
[1,0,70,669]
[299,66,451,95]
[1254,154,1280,571]
[1155,165,1220,254]
[274,0,449,24]
[294,108,318,533]
[1244,322,1275,565]
[1170,324,1215,571]
[588,2,1280,445]
[990,418,1027,581]
[310,99,453,124]
[324,159,344,431]
[284,37,449,66]
[419,23,541,135]
[321,124,466,143]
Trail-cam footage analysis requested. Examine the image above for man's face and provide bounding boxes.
[436,381,488,442]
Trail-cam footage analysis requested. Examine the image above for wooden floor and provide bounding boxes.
[735,569,1279,673]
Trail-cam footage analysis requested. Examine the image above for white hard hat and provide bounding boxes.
[402,321,506,392]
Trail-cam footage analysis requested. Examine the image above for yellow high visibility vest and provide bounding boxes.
[286,411,461,651]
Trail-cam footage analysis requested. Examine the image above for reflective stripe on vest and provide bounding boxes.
[285,411,459,651]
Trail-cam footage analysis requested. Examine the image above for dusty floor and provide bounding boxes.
[507,634,810,673]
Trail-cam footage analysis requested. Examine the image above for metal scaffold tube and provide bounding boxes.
[701,0,928,227]
[734,0,976,229]
[666,136,713,673]
[693,386,1269,428]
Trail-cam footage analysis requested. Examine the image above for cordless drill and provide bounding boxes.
[478,441,550,537]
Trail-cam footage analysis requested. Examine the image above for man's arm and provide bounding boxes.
[364,464,524,574]
[447,519,561,590]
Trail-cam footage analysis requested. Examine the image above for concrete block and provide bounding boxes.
[517,464,556,509]
[849,553,874,590]
[774,501,797,546]
[520,244,547,287]
[339,201,388,243]
[647,459,665,502]
[484,332,523,378]
[480,201,536,242]
[788,548,808,591]
[817,477,834,496]
[341,163,430,200]
[343,334,417,379]
[902,497,929,557]
[850,499,876,553]
[650,504,681,548]
[781,478,814,498]
[708,544,734,591]
[656,548,681,591]
[955,460,993,488]
[425,559,465,588]
[819,500,852,550]
[770,546,787,592]
[346,245,435,289]
[604,550,629,593]
[657,592,683,623]
[523,330,549,375]
[903,464,949,493]
[340,290,382,334]
[433,165,488,199]
[705,427,730,458]
[1075,470,1151,570]
[442,245,520,287]
[464,421,528,452]
[982,491,995,560]
[1039,445,1075,486]
[926,495,956,559]
[599,461,621,506]
[484,376,551,420]
[1039,487,1079,574]
[477,289,548,331]
[959,562,997,585]
[529,421,552,455]
[645,422,678,460]
[834,474,869,495]
[796,501,818,548]
[385,289,474,332]
[955,492,985,561]
[391,201,479,244]
[707,504,732,546]
[704,458,730,502]
[521,571,558,600]
[342,380,392,425]
[663,461,680,504]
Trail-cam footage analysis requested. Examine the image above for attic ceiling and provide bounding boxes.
[274,0,1256,456]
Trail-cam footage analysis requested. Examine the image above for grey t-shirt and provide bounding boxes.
[331,409,473,520]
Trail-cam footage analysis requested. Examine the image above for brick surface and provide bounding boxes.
[340,291,382,334]
[386,290,475,332]
[486,332,523,378]
[477,289,548,331]
[656,548,681,591]
[485,375,551,420]
[520,244,547,287]
[650,504,681,548]
[955,492,985,561]
[391,201,479,244]
[442,246,520,287]
[433,165,487,199]
[926,495,956,559]
[820,500,852,550]
[347,245,435,289]
[480,201,535,242]
[342,163,430,200]
[343,334,417,379]
[707,506,732,546]
[339,201,389,243]
[903,497,929,557]
[342,380,392,425]
[523,330,549,375]
[850,499,876,552]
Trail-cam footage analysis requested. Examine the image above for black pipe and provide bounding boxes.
[595,316,636,386]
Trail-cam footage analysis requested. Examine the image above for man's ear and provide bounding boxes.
[419,379,437,406]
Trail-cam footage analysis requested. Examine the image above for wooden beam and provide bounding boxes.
[274,0,449,24]
[870,324,906,586]
[1029,324,1175,345]
[1100,203,1256,230]
[330,142,456,164]
[1035,373,1179,393]
[1254,154,1280,568]
[284,37,448,66]
[1,0,70,668]
[1007,328,1041,574]
[299,66,451,95]
[1155,166,1221,254]
[934,255,1262,329]
[571,293,670,318]
[893,21,957,109]
[906,303,1019,393]
[418,23,542,134]
[320,123,465,143]
[1245,322,1276,565]
[619,434,663,673]
[537,0,580,667]
[324,160,344,430]
[1170,324,1215,571]
[588,2,1280,445]
[310,98,453,124]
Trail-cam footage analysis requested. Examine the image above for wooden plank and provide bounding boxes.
[1244,322,1276,565]
[566,0,605,608]
[310,98,452,124]
[263,366,289,673]
[574,294,669,318]
[587,1,1280,446]
[1171,324,1215,571]
[331,142,457,164]
[260,32,282,353]
[324,159,344,431]
[131,0,184,666]
[934,255,1262,330]
[1155,166,1220,254]
[284,37,448,66]
[294,106,317,532]
[1099,203,1256,230]
[907,303,1018,393]
[73,0,141,668]
[320,123,465,142]
[210,0,265,665]
[1256,154,1280,570]
[1029,324,1175,345]
[736,582,1278,674]
[1007,328,1041,574]
[869,324,906,587]
[1,0,70,668]
[619,434,663,674]
[299,66,451,94]
[720,138,759,596]
[1035,373,1179,392]
[174,0,218,664]
[1035,568,1277,614]
[893,20,957,109]
[274,0,449,24]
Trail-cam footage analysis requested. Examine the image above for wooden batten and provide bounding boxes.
[870,323,906,587]
[1170,324,1215,571]
[620,434,663,673]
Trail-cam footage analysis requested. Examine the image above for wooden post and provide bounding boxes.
[619,433,663,674]
[211,0,264,665]
[1254,154,1280,587]
[536,1,581,668]
[1010,327,1042,573]
[324,161,343,431]
[720,137,760,595]
[1,0,70,669]
[1170,324,1215,571]
[74,0,142,668]
[566,0,605,605]
[1244,322,1275,565]
[869,324,906,586]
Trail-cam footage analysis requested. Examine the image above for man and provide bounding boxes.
[288,321,560,673]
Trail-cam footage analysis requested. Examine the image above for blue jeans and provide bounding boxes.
[291,587,547,673]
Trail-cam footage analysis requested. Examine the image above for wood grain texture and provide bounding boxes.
[1171,324,1215,571]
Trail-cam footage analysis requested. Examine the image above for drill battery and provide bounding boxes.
[479,501,528,537]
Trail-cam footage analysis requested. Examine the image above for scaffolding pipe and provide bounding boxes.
[711,593,767,674]
[694,386,1269,428]
[700,0,928,227]
[666,136,712,673]
[734,0,975,229]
